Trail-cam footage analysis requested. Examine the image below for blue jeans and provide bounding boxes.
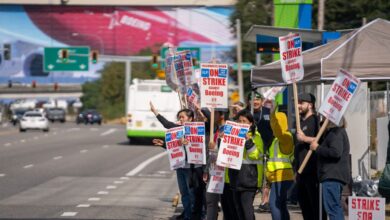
[176,168,193,220]
[322,180,344,220]
[270,180,293,220]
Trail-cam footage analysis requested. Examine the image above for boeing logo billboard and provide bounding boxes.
[0,5,234,84]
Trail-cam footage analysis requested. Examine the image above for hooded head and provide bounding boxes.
[270,112,288,138]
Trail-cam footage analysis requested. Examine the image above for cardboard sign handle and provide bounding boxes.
[209,108,215,150]
[298,118,329,174]
[293,82,301,133]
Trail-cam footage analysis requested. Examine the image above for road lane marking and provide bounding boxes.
[90,128,99,131]
[0,174,5,177]
[61,212,77,217]
[4,143,11,147]
[126,151,167,176]
[53,132,57,135]
[23,164,34,169]
[67,128,81,132]
[88,197,101,201]
[106,185,117,189]
[120,177,130,180]
[80,150,88,153]
[97,191,109,195]
[53,156,63,160]
[100,128,116,136]
[20,139,26,143]
[44,134,48,137]
[33,136,39,140]
[114,181,123,184]
[102,145,110,149]
[77,204,90,208]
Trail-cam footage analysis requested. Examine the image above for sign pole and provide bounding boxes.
[293,82,301,132]
[298,118,329,174]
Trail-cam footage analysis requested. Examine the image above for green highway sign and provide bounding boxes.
[44,47,90,72]
[231,62,253,71]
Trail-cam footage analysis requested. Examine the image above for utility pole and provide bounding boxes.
[236,19,244,103]
[318,0,325,30]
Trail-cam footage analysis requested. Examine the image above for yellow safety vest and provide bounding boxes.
[267,138,293,172]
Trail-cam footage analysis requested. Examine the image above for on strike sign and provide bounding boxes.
[279,33,304,84]
[184,122,206,165]
[216,121,250,170]
[207,151,225,194]
[319,69,361,125]
[200,63,228,109]
[348,196,385,220]
[165,126,186,170]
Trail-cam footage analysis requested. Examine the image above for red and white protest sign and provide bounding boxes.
[165,126,186,170]
[165,55,179,91]
[200,63,228,109]
[319,69,361,125]
[348,196,385,220]
[173,50,194,92]
[207,151,225,194]
[279,33,304,84]
[216,121,250,170]
[184,122,206,165]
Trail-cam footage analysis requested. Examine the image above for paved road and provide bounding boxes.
[0,122,177,219]
[0,122,307,219]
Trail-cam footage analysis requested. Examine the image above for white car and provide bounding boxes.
[19,111,49,132]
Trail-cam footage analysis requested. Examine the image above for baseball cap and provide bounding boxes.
[298,93,316,104]
[247,91,264,100]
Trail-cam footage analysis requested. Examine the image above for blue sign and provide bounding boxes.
[198,126,205,135]
[185,126,191,135]
[201,68,210,77]
[218,68,227,78]
[348,82,357,93]
[166,133,172,142]
[238,128,248,138]
[294,38,301,48]
[224,125,232,134]
[177,130,184,139]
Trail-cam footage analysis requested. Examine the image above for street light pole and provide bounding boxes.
[236,19,244,103]
[72,32,105,55]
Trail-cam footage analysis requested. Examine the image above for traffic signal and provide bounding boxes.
[59,49,68,62]
[3,43,11,60]
[151,54,158,69]
[91,50,98,64]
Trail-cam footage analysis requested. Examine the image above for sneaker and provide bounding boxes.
[258,203,270,212]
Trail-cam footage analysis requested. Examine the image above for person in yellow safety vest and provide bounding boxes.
[228,109,264,220]
[267,110,294,220]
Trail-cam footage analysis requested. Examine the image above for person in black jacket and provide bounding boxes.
[150,102,205,220]
[310,117,350,220]
[294,93,326,220]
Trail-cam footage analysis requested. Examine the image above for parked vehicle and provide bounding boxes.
[19,111,49,132]
[76,109,102,125]
[45,108,66,122]
[11,108,29,126]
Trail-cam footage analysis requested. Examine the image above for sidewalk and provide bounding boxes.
[170,193,303,220]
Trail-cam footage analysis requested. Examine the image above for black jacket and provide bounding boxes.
[316,127,351,185]
[228,139,259,192]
